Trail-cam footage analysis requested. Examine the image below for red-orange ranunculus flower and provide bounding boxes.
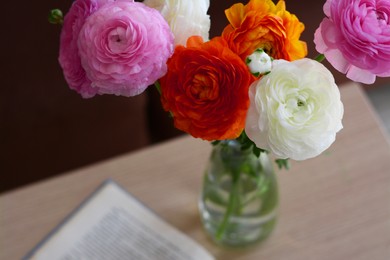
[222,0,307,61]
[160,36,254,141]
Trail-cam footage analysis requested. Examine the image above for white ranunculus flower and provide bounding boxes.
[245,58,344,161]
[143,0,210,46]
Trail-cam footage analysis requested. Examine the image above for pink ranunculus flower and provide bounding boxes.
[77,1,174,97]
[58,0,100,98]
[59,0,134,98]
[314,0,390,84]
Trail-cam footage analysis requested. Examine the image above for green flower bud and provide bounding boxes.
[48,9,63,25]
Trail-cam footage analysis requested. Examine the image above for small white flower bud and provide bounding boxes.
[246,49,272,76]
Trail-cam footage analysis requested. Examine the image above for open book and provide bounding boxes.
[24,180,214,260]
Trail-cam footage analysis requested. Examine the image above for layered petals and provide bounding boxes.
[245,59,344,160]
[222,0,307,61]
[314,0,390,84]
[160,37,254,141]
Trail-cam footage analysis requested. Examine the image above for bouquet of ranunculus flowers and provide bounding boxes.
[49,0,390,247]
[50,0,348,163]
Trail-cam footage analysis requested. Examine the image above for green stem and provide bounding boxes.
[240,175,264,208]
[216,171,241,241]
[154,81,162,95]
[154,81,174,118]
[314,54,325,63]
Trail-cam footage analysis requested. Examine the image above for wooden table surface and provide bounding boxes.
[1,82,390,260]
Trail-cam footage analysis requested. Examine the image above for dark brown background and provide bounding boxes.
[1,0,380,192]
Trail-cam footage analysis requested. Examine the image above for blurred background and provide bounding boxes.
[1,0,389,192]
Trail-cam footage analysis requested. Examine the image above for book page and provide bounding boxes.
[25,180,214,260]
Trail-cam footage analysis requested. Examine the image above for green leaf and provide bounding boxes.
[253,146,261,157]
[275,159,290,170]
[211,140,221,146]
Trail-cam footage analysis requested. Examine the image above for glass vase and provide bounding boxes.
[198,139,278,247]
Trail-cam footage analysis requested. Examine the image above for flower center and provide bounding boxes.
[280,90,313,127]
[376,10,388,21]
[191,74,218,100]
[108,27,129,53]
[297,99,306,107]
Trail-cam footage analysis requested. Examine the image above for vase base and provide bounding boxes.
[199,199,277,247]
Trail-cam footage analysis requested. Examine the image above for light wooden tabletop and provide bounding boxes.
[1,82,390,260]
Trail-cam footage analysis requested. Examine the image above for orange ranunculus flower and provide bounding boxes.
[160,36,255,141]
[222,0,307,61]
